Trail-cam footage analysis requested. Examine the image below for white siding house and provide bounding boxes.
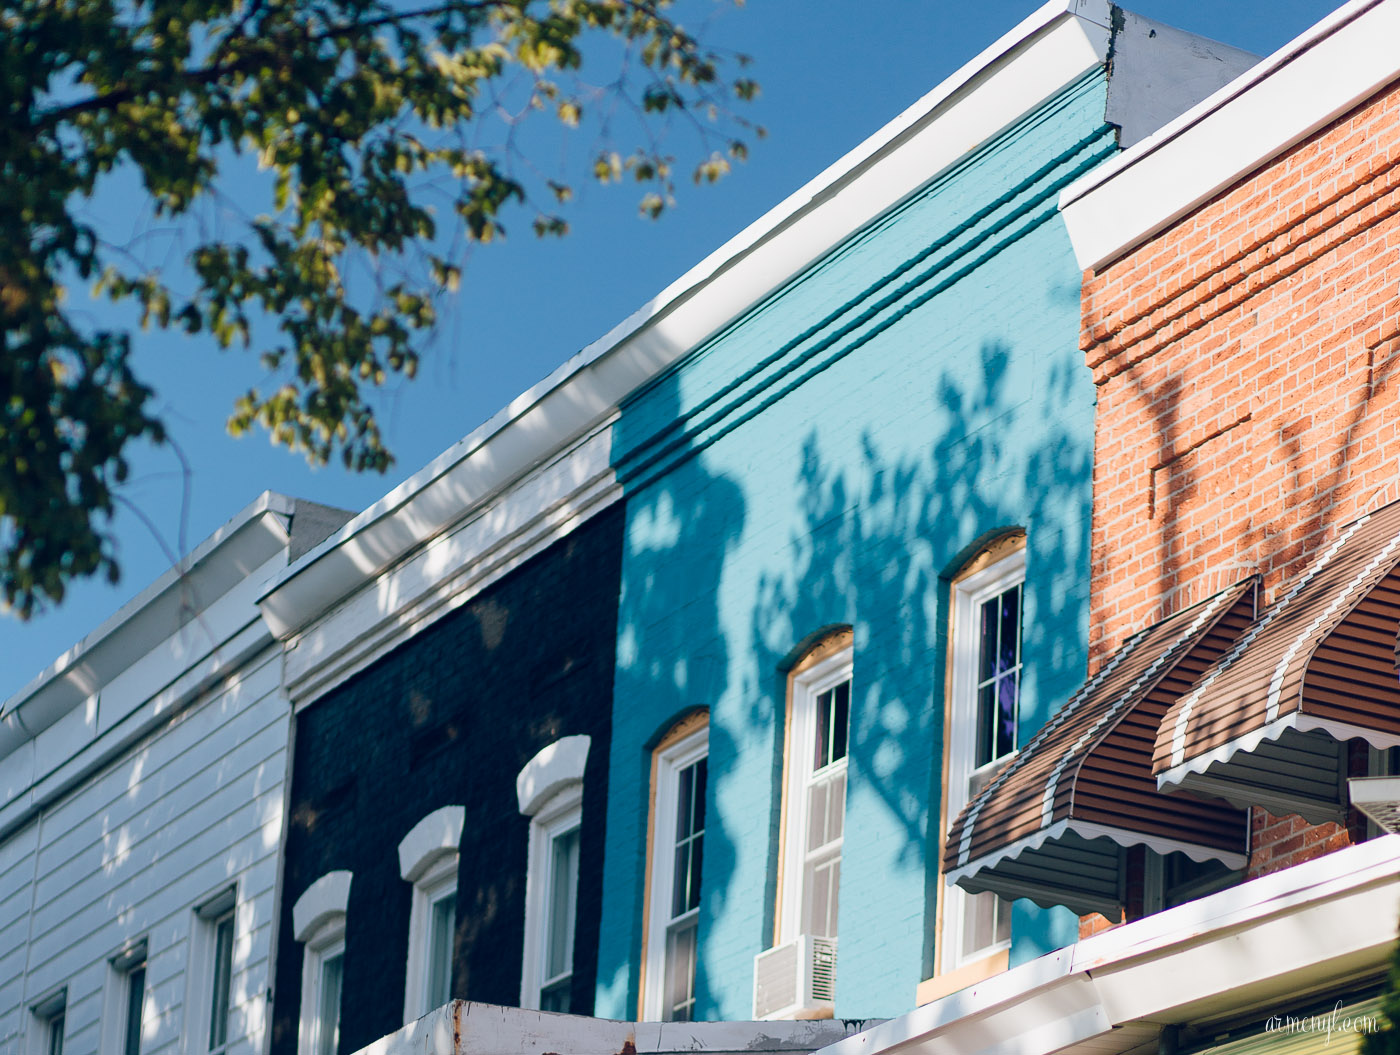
[0,494,348,1055]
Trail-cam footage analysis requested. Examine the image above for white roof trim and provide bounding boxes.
[258,0,1113,640]
[0,492,294,757]
[822,835,1400,1055]
[1060,0,1398,270]
[293,870,353,941]
[398,805,466,882]
[516,736,590,817]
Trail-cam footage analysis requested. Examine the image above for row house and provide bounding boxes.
[0,496,349,1055]
[829,3,1400,1055]
[2,1,1297,1053]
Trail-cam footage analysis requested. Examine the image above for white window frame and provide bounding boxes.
[298,920,345,1055]
[29,988,66,1055]
[942,548,1024,972]
[184,886,237,1055]
[101,940,148,1055]
[399,806,464,1024]
[642,726,708,1021]
[520,786,583,1011]
[777,647,853,946]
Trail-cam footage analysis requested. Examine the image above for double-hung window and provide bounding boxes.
[292,870,352,1055]
[31,989,65,1055]
[943,546,1022,971]
[187,887,236,1055]
[399,806,464,1023]
[780,646,852,946]
[643,723,708,1021]
[517,735,591,1014]
[103,941,147,1055]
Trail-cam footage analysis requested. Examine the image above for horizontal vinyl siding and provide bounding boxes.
[0,646,289,1055]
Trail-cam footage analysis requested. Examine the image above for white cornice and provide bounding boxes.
[1060,0,1398,270]
[258,0,1117,651]
[0,492,294,759]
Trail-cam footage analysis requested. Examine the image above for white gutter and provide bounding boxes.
[257,0,1115,640]
[1060,0,1399,270]
[820,835,1400,1055]
[0,491,295,756]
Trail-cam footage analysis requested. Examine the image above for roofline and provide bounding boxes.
[257,0,1115,638]
[821,835,1400,1055]
[0,491,294,742]
[1060,0,1396,270]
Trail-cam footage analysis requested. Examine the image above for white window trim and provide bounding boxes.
[519,784,584,1010]
[297,918,346,1055]
[642,726,708,1021]
[292,871,351,1055]
[400,808,463,1023]
[942,548,1024,972]
[28,988,66,1055]
[777,648,853,945]
[100,940,149,1055]
[184,886,238,1055]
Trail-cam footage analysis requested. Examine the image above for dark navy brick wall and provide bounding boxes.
[270,503,623,1055]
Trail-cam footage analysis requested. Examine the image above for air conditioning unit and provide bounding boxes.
[752,935,837,1019]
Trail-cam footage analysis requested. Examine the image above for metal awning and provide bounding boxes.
[1154,502,1400,823]
[943,581,1255,918]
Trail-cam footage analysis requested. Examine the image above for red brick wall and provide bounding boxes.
[1080,77,1400,879]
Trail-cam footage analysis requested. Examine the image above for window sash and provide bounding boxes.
[644,728,707,1021]
[208,911,234,1053]
[123,964,146,1055]
[46,1012,65,1055]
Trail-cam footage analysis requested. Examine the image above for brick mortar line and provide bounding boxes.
[1082,118,1400,370]
[1086,174,1400,385]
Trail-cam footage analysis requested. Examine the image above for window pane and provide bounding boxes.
[539,975,572,1014]
[47,1013,64,1055]
[978,600,998,684]
[663,918,697,1022]
[124,966,145,1055]
[804,856,840,939]
[427,894,456,1010]
[806,780,829,851]
[209,913,234,1050]
[996,673,1018,759]
[692,758,707,836]
[545,827,580,981]
[316,953,343,1055]
[975,682,994,769]
[814,687,831,771]
[831,681,849,763]
[999,587,1020,676]
[674,764,694,843]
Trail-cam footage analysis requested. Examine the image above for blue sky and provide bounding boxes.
[0,0,1343,702]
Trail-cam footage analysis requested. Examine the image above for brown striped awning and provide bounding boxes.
[942,581,1255,918]
[1154,502,1400,823]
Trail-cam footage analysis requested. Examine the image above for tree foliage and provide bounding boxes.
[0,0,756,616]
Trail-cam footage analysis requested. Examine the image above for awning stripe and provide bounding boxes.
[1038,586,1235,830]
[1168,519,1365,768]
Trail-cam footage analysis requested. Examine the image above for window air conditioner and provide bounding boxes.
[752,935,837,1019]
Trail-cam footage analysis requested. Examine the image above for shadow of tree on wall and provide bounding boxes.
[601,366,749,1021]
[743,340,1094,985]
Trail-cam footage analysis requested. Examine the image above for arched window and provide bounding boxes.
[517,736,590,1012]
[756,629,851,1019]
[939,534,1023,977]
[641,711,708,1022]
[398,807,463,1023]
[292,871,351,1055]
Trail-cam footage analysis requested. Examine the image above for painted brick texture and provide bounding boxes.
[269,504,623,1055]
[1080,79,1400,880]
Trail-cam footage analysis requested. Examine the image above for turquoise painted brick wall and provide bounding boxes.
[597,71,1110,1022]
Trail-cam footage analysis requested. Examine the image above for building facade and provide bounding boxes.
[0,495,347,1055]
[824,5,1400,1055]
[594,0,1254,1023]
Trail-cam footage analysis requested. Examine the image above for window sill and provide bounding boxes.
[915,948,1009,1006]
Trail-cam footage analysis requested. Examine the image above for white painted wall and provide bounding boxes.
[0,498,303,1055]
[0,646,289,1055]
